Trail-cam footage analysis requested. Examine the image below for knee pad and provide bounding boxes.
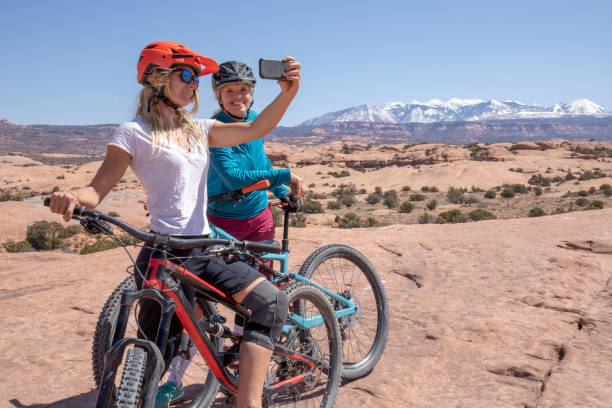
[241,280,289,350]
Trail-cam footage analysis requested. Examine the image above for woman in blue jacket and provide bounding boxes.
[207,61,305,242]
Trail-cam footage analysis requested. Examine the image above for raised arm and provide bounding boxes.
[208,57,300,148]
[49,145,132,221]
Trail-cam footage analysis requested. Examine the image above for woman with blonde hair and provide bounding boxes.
[48,41,301,408]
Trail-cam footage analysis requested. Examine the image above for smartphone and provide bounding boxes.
[259,58,290,81]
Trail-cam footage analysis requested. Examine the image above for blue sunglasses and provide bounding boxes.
[175,68,199,87]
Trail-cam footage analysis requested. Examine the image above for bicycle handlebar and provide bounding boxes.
[42,197,282,254]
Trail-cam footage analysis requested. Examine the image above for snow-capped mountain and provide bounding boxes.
[299,98,609,126]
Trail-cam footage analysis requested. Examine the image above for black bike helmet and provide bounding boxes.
[211,61,256,90]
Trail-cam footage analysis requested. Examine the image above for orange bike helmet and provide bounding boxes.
[137,41,219,84]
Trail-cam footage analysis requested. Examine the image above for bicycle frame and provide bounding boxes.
[208,208,357,328]
[96,252,322,408]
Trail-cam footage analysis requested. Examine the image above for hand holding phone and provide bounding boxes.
[259,58,290,81]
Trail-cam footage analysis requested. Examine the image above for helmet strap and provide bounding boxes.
[143,80,180,113]
[219,98,254,122]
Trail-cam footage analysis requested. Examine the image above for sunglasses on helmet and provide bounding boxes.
[175,68,199,87]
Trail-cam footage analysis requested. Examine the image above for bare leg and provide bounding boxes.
[236,342,273,408]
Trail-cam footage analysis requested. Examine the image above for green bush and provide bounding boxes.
[599,184,611,191]
[383,190,399,209]
[468,209,496,221]
[301,199,324,214]
[409,193,426,202]
[430,186,439,192]
[577,190,589,197]
[604,189,612,197]
[401,186,411,192]
[26,220,65,250]
[528,208,546,217]
[339,194,355,207]
[418,213,434,224]
[374,186,383,195]
[426,199,438,210]
[2,239,34,252]
[336,213,362,228]
[290,213,307,228]
[308,183,316,188]
[501,189,515,198]
[565,172,577,181]
[326,200,341,210]
[399,201,414,213]
[446,188,465,204]
[534,187,543,196]
[327,170,350,178]
[365,194,381,204]
[108,211,121,218]
[484,190,496,199]
[80,238,120,254]
[420,186,430,192]
[437,209,467,224]
[528,174,551,187]
[585,200,604,210]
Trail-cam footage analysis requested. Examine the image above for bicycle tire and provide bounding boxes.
[299,244,389,380]
[263,282,342,408]
[91,275,221,407]
[116,346,148,408]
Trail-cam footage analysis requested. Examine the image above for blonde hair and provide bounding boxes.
[136,67,205,152]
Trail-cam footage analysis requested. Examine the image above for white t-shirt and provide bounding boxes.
[108,117,215,235]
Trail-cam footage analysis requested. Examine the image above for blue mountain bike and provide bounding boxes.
[91,181,389,404]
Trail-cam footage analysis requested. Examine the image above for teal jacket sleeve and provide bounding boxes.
[209,145,291,193]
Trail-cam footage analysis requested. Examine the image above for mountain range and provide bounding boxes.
[299,98,609,126]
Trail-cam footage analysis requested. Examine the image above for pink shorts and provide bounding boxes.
[207,206,275,242]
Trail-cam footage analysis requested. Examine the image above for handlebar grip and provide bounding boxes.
[241,180,270,194]
[43,196,86,216]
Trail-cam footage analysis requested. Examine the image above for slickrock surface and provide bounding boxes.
[1,204,611,407]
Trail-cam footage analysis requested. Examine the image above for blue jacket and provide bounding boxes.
[207,109,290,219]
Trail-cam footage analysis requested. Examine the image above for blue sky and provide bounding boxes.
[1,0,610,126]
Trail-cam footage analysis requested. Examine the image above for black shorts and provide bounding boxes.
[132,244,263,363]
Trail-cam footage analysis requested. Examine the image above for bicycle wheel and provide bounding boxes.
[91,275,222,407]
[299,244,389,380]
[116,346,148,408]
[263,282,342,408]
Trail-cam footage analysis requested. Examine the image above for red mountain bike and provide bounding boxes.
[44,198,342,408]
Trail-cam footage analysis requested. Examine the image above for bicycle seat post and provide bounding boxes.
[282,207,290,253]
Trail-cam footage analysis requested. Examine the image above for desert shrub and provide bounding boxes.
[468,209,496,221]
[58,224,82,239]
[327,200,341,210]
[420,186,430,192]
[301,199,323,214]
[603,189,612,197]
[463,196,478,206]
[446,188,465,204]
[509,167,524,173]
[401,186,411,192]
[365,193,381,205]
[290,213,306,228]
[308,183,316,188]
[577,190,589,197]
[599,184,611,191]
[565,172,576,181]
[589,187,597,195]
[374,186,383,195]
[528,208,545,217]
[309,192,327,199]
[354,167,366,173]
[533,187,542,196]
[528,174,551,187]
[327,170,350,178]
[508,184,528,194]
[271,206,283,224]
[471,186,484,193]
[108,211,121,218]
[339,194,356,207]
[501,189,515,198]
[399,201,414,213]
[363,217,381,227]
[52,186,60,192]
[484,190,496,199]
[418,213,434,224]
[22,186,31,190]
[358,188,367,194]
[56,175,65,179]
[336,213,362,229]
[585,200,604,210]
[409,193,426,202]
[80,238,120,255]
[2,239,34,253]
[426,199,438,210]
[437,209,467,224]
[26,220,65,250]
[578,170,605,181]
[430,186,439,192]
[383,190,399,208]
[341,144,352,154]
